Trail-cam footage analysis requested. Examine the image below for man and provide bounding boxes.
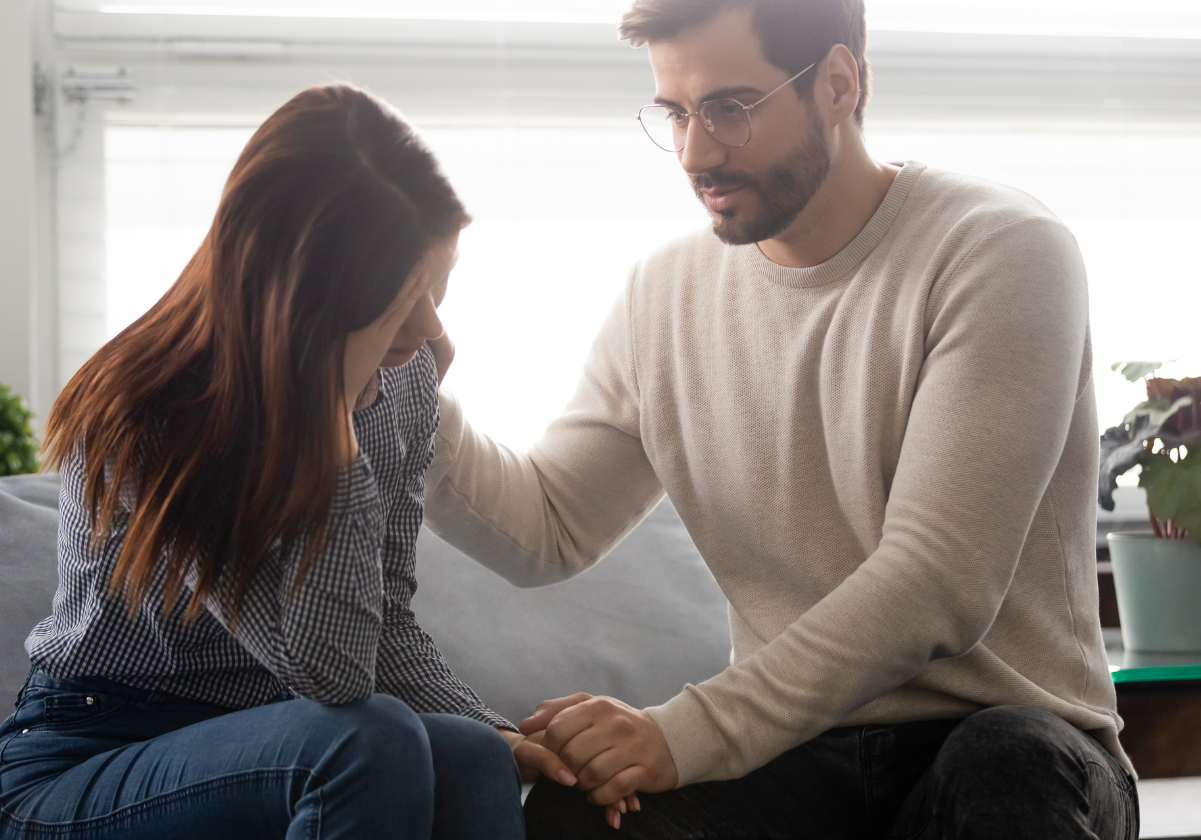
[424,0,1138,836]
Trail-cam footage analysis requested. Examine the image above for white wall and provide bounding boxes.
[0,0,37,409]
[0,0,58,424]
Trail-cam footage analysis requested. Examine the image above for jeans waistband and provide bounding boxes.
[22,669,216,708]
[21,668,296,709]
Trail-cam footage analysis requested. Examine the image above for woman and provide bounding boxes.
[0,84,564,839]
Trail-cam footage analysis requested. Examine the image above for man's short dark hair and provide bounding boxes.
[619,0,870,126]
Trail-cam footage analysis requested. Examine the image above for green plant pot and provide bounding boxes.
[1108,532,1201,653]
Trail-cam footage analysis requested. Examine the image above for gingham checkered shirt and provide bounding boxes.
[25,346,510,729]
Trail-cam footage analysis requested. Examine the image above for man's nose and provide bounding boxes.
[678,113,727,175]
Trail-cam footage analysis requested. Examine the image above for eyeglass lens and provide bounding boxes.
[639,100,752,152]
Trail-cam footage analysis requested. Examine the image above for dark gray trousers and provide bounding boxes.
[524,705,1138,840]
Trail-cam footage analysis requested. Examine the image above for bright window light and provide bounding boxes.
[95,0,630,24]
[105,120,707,449]
[866,0,1201,39]
[91,0,1201,38]
[107,118,1201,455]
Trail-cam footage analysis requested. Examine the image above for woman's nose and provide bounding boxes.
[415,297,444,341]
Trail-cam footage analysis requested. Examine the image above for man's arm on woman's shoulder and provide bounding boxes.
[423,281,664,587]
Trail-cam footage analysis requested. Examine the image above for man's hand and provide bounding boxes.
[497,728,578,786]
[521,694,678,809]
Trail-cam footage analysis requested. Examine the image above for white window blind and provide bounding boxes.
[108,118,1201,450]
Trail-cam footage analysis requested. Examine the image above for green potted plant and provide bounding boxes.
[0,383,39,477]
[1099,362,1201,653]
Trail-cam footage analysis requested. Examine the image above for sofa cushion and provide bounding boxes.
[0,475,729,723]
[0,474,62,708]
[411,500,730,724]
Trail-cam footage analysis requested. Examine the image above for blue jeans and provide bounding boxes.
[0,670,524,839]
[526,706,1139,839]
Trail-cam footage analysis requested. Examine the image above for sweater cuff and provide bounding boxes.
[645,684,734,788]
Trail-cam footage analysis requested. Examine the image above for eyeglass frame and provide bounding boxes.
[637,61,817,153]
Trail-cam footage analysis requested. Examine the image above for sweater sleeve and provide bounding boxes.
[424,274,665,586]
[644,216,1093,784]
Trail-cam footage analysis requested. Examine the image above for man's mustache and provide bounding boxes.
[691,169,755,191]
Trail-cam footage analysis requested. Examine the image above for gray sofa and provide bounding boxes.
[0,474,730,725]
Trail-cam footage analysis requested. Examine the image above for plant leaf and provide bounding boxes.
[0,382,38,476]
[1139,446,1201,546]
[1099,416,1156,511]
[1112,361,1166,382]
[1122,395,1194,430]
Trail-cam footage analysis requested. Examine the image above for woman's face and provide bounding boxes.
[381,233,457,368]
[343,233,458,403]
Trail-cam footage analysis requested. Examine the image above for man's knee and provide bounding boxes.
[934,705,1086,786]
[525,778,614,840]
[919,706,1136,839]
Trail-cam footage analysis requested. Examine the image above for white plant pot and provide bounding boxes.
[1107,532,1201,653]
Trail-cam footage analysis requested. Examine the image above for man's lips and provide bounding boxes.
[698,181,750,213]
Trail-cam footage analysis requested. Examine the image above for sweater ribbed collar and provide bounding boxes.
[742,160,925,289]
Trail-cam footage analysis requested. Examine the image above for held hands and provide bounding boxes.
[519,693,678,829]
[497,728,578,787]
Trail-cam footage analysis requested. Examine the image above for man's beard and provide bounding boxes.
[692,112,831,246]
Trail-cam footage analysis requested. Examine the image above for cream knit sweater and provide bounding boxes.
[425,162,1129,785]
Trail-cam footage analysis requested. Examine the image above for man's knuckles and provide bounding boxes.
[537,692,591,712]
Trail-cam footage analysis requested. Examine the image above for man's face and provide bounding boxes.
[647,7,831,245]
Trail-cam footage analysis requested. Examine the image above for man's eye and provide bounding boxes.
[711,100,743,118]
[667,111,688,126]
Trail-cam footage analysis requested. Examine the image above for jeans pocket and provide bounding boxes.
[40,690,128,729]
[1084,760,1138,840]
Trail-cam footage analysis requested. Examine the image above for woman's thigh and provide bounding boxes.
[0,677,438,840]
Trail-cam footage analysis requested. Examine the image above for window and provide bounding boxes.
[107,118,1201,451]
[106,119,706,447]
[93,0,1201,456]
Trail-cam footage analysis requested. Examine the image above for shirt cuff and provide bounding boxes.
[460,703,517,732]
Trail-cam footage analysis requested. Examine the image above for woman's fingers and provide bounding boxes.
[513,739,578,787]
[587,765,646,808]
[603,792,641,830]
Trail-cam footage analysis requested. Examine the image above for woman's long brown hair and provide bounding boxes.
[43,84,468,623]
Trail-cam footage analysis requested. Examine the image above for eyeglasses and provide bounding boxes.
[637,62,816,153]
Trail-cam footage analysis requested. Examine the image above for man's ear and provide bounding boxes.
[816,43,861,128]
